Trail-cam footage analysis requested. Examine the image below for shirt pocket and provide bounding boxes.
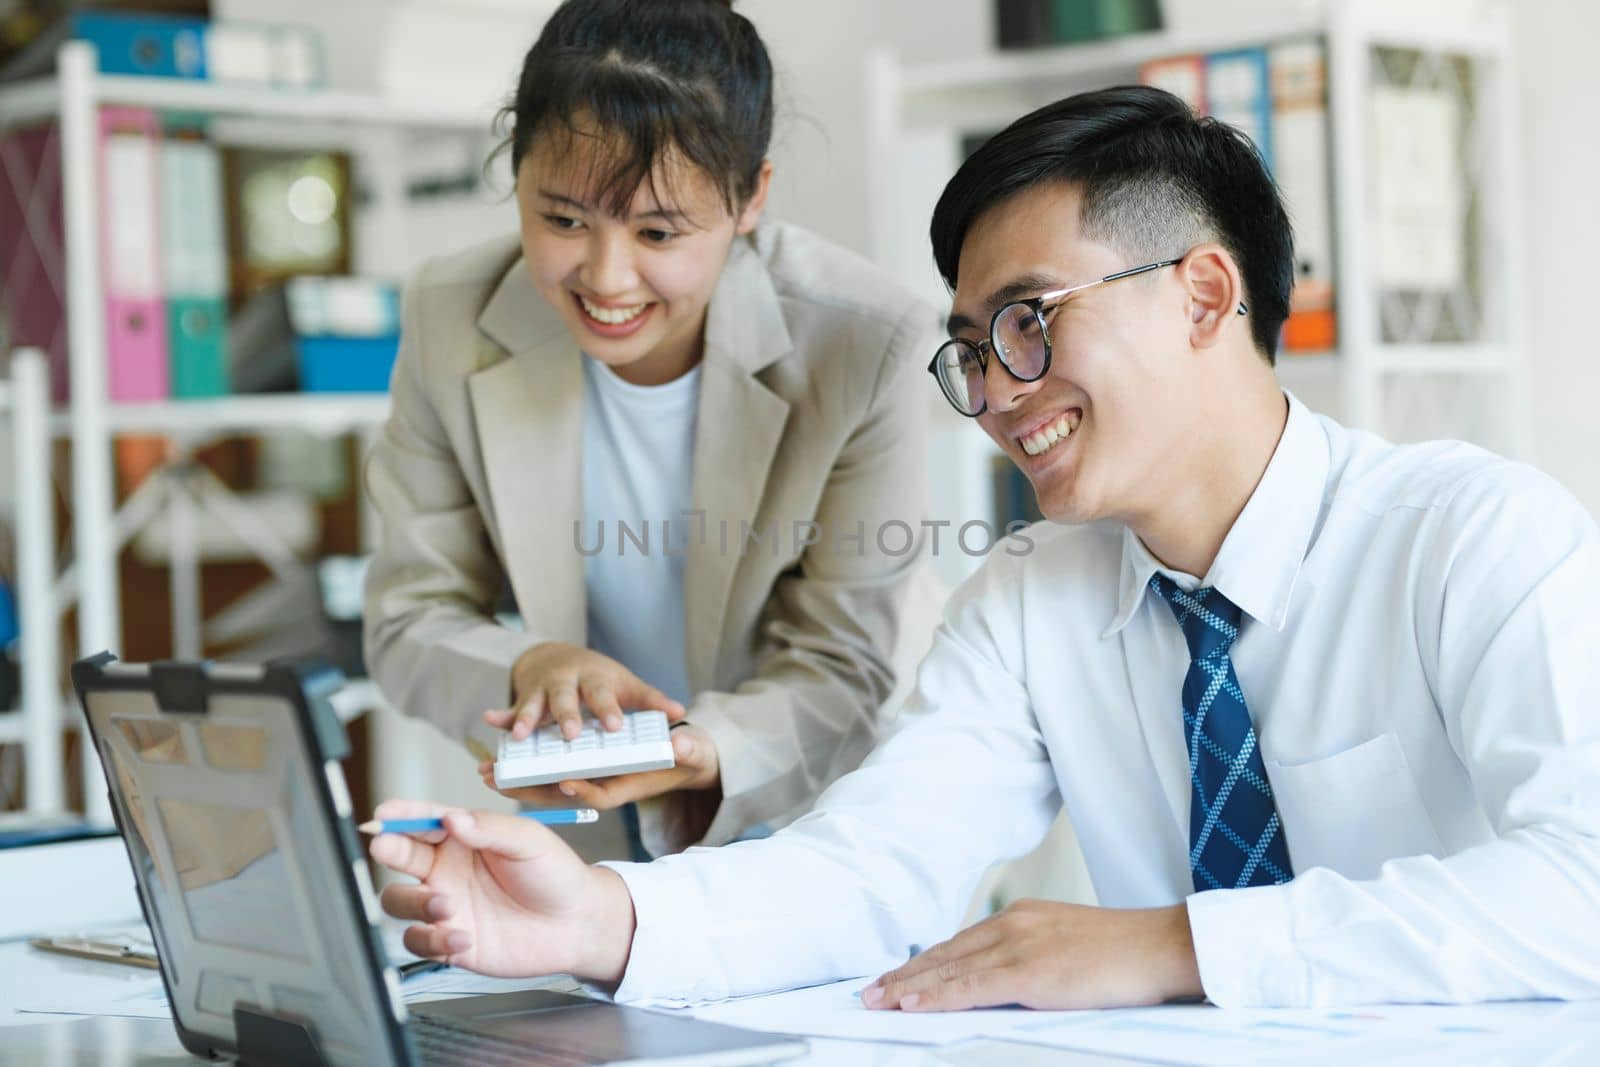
[1264,732,1443,881]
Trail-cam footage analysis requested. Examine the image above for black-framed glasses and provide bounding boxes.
[926,257,1248,417]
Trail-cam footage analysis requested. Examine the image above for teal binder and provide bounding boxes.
[160,128,230,398]
[169,297,230,397]
[1049,0,1162,44]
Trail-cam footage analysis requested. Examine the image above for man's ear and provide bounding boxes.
[1177,244,1247,350]
[735,160,774,235]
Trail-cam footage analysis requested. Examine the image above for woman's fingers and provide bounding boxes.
[582,682,625,732]
[554,776,617,808]
[483,773,573,808]
[548,682,583,740]
[614,674,685,721]
[510,689,548,741]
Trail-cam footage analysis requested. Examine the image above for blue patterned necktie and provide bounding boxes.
[1149,574,1294,891]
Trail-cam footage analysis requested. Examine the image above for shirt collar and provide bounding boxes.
[1101,391,1330,638]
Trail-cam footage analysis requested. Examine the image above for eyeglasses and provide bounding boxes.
[926,256,1247,417]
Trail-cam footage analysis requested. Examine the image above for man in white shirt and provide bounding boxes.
[370,86,1600,1010]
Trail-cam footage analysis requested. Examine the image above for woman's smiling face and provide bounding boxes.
[515,130,770,386]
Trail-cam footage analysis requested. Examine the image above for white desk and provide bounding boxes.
[0,841,1110,1066]
[0,938,1122,1065]
[8,934,1600,1066]
[4,840,1597,1065]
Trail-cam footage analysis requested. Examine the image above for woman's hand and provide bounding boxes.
[369,800,637,982]
[479,722,721,810]
[492,642,686,741]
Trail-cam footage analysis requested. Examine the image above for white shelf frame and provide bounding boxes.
[49,393,394,440]
[0,350,64,811]
[1,64,488,132]
[867,0,1532,576]
[0,41,478,821]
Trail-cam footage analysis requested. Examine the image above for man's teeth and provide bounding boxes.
[1020,412,1080,457]
[580,297,648,325]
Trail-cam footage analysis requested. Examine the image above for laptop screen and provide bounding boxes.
[78,661,412,1066]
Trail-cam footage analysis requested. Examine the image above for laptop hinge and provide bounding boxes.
[234,1005,331,1067]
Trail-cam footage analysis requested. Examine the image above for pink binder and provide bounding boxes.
[98,107,169,402]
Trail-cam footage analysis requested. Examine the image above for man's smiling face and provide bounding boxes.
[950,181,1201,526]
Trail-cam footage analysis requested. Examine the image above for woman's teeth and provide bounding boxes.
[580,296,648,324]
[1021,411,1081,457]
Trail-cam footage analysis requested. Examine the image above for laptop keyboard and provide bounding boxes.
[412,1012,611,1066]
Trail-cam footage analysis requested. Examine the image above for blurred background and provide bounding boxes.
[0,0,1595,901]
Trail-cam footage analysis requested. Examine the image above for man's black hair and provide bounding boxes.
[930,86,1294,362]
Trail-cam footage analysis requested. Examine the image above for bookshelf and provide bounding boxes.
[0,350,61,812]
[867,0,1530,585]
[0,40,490,821]
[54,393,394,438]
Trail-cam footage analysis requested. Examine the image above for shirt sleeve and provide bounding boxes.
[604,549,1063,1003]
[1188,464,1600,1007]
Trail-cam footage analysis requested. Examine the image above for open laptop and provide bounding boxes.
[71,652,806,1067]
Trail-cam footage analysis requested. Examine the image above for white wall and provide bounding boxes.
[744,0,1600,520]
[1517,0,1600,520]
[744,0,1322,259]
[740,0,985,259]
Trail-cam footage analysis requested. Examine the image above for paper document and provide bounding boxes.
[1006,1000,1600,1064]
[670,977,1600,1062]
[9,966,170,1021]
[670,977,1066,1046]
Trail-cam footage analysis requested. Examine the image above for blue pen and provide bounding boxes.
[358,809,599,834]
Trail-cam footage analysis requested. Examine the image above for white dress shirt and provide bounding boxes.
[581,356,700,706]
[607,393,1600,1008]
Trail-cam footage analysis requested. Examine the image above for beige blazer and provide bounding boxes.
[363,222,939,853]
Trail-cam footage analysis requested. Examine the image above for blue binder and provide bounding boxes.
[1206,48,1275,174]
[65,12,208,79]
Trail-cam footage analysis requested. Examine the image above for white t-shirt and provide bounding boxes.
[579,356,700,706]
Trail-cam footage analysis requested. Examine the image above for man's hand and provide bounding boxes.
[479,723,720,810]
[494,642,687,741]
[860,901,1203,1012]
[369,800,637,983]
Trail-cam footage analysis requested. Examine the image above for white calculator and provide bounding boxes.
[493,710,676,789]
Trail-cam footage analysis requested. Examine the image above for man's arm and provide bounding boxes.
[1188,465,1600,1007]
[611,547,1061,1003]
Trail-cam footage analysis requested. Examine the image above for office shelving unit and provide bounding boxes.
[867,0,1530,584]
[0,41,490,820]
[0,349,62,812]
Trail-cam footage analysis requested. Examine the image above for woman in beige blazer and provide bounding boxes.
[362,0,936,858]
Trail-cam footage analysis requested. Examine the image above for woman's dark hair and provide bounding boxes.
[930,86,1294,362]
[495,0,773,216]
